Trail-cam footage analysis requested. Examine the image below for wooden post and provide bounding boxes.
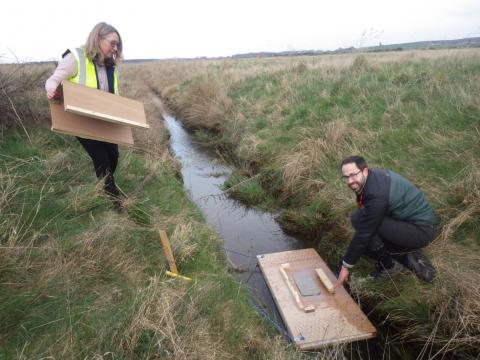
[159,230,178,274]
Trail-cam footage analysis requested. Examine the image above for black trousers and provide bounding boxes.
[351,209,436,263]
[77,137,120,197]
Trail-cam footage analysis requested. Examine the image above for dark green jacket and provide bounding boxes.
[343,169,436,266]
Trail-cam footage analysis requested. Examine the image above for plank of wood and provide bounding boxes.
[279,264,315,313]
[258,249,376,350]
[62,81,149,129]
[50,102,133,146]
[315,268,335,294]
[159,230,178,274]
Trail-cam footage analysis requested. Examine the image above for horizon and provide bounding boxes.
[9,35,480,64]
[1,0,479,63]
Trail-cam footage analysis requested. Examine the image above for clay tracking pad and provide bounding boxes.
[257,248,376,350]
[292,270,322,296]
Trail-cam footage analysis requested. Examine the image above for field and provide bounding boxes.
[141,48,480,358]
[1,48,479,359]
[0,62,304,359]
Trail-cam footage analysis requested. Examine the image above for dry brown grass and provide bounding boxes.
[434,163,480,246]
[385,249,480,357]
[2,59,323,359]
[436,204,478,246]
[120,65,169,151]
[428,259,480,353]
[137,48,480,358]
[121,277,225,359]
[166,73,234,131]
[0,62,52,136]
[279,119,367,199]
[168,221,199,263]
[1,194,147,355]
[121,275,294,360]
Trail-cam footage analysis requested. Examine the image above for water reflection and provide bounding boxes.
[164,114,303,311]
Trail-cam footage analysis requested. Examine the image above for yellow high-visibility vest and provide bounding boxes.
[68,47,119,94]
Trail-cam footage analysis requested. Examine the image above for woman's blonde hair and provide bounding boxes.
[84,22,123,65]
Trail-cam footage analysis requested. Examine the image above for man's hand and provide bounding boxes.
[335,266,350,288]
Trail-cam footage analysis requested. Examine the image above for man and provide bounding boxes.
[335,156,437,287]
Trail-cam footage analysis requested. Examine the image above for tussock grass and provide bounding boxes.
[223,172,269,206]
[279,119,365,200]
[421,264,479,355]
[168,221,199,263]
[0,62,52,136]
[151,48,480,358]
[122,277,224,359]
[5,49,477,357]
[0,62,305,358]
[168,73,234,131]
[376,254,480,357]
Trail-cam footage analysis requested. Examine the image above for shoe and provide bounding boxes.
[405,250,436,283]
[370,260,404,281]
[111,196,125,213]
[391,252,409,267]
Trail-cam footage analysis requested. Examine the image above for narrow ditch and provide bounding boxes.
[164,113,304,305]
[163,112,385,358]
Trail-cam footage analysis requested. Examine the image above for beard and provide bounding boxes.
[349,182,361,192]
[349,175,366,193]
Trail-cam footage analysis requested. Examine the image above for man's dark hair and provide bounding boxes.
[341,155,368,170]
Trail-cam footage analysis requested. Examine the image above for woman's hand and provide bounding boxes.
[46,88,57,100]
[335,266,350,288]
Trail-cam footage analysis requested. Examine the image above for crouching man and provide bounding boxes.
[335,156,437,288]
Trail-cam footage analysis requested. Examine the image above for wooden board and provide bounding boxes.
[62,81,148,129]
[257,248,376,350]
[50,102,134,146]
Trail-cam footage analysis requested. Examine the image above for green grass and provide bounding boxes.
[0,124,291,358]
[223,172,270,207]
[161,50,480,358]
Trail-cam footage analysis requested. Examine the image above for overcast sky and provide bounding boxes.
[1,0,479,62]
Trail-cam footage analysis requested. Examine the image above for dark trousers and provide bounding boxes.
[77,137,120,197]
[351,209,436,266]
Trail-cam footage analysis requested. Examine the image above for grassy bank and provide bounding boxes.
[147,49,480,358]
[0,63,309,358]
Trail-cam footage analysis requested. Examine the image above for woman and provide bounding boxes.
[46,22,125,209]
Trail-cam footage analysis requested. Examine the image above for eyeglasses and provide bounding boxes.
[103,38,120,49]
[340,170,362,182]
[109,41,119,49]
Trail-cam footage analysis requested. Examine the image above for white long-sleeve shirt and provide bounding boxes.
[45,52,111,93]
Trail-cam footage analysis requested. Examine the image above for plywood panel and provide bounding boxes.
[50,102,133,146]
[257,248,376,350]
[62,81,148,129]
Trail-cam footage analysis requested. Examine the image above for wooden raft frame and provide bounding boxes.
[257,248,376,350]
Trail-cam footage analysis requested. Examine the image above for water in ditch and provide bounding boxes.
[163,113,383,357]
[163,114,304,309]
